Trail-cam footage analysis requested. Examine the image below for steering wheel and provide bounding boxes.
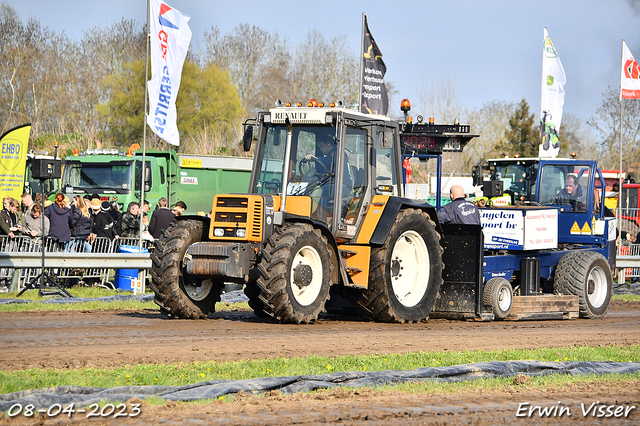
[298,157,325,181]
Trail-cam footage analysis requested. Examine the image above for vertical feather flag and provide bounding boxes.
[539,28,565,158]
[147,0,192,146]
[359,15,388,116]
[621,40,640,99]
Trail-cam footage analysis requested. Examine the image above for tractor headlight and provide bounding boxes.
[214,228,224,237]
[236,229,246,238]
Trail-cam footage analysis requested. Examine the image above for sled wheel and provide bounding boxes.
[256,223,332,324]
[553,251,613,319]
[483,277,513,320]
[357,209,443,323]
[150,220,223,319]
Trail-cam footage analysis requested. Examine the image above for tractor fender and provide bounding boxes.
[369,197,441,246]
[281,213,346,286]
[176,214,211,241]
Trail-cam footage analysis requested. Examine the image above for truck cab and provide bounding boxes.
[61,149,172,210]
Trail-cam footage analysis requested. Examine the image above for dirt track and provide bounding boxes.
[1,300,639,424]
[2,300,639,371]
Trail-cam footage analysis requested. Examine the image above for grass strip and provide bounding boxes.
[1,345,638,395]
[0,287,251,313]
[0,290,637,313]
[615,294,640,302]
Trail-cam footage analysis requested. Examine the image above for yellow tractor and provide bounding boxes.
[151,100,475,323]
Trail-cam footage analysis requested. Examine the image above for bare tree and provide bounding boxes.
[0,5,67,138]
[415,76,465,124]
[556,112,598,159]
[464,100,515,166]
[203,24,290,115]
[290,29,359,105]
[587,86,640,171]
[76,19,146,145]
[0,4,146,155]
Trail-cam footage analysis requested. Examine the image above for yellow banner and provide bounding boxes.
[0,124,30,201]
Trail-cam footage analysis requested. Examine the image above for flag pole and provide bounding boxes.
[618,40,624,246]
[139,0,151,253]
[358,13,366,112]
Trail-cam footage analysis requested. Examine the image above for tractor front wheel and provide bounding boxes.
[256,223,332,324]
[150,220,223,319]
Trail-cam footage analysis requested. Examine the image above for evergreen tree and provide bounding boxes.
[496,99,539,157]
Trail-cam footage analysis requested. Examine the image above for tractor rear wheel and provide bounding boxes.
[553,251,612,319]
[357,209,443,323]
[150,220,223,319]
[256,223,332,324]
[483,277,513,320]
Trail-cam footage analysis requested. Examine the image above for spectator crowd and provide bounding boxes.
[0,192,188,292]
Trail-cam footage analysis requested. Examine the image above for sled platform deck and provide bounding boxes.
[506,294,579,321]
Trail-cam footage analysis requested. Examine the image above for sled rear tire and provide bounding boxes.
[553,251,612,319]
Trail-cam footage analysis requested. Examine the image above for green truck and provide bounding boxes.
[60,149,253,214]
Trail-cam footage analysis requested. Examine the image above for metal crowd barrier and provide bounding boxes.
[0,236,33,288]
[0,235,151,291]
[617,242,640,283]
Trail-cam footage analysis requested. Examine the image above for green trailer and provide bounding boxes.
[61,149,252,214]
[176,154,254,214]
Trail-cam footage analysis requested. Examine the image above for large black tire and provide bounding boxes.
[150,220,223,319]
[483,277,513,320]
[553,251,612,319]
[357,209,443,323]
[256,223,332,324]
[243,281,268,318]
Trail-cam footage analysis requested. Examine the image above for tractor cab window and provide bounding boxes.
[291,128,341,223]
[254,124,351,226]
[255,125,287,194]
[539,164,592,212]
[339,127,368,230]
[375,127,399,196]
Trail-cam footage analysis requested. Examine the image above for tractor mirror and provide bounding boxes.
[243,126,253,151]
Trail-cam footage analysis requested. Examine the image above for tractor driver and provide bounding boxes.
[302,133,353,224]
[306,136,352,185]
[555,174,587,212]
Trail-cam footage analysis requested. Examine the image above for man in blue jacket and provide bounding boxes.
[437,185,481,225]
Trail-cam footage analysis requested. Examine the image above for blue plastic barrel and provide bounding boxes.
[115,245,148,291]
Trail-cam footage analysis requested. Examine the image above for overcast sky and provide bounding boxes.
[9,0,640,121]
